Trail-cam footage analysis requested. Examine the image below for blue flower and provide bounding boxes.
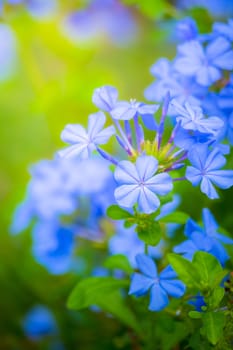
[213,19,233,42]
[186,144,233,199]
[171,100,223,134]
[23,305,57,340]
[111,99,159,120]
[176,17,198,42]
[174,37,233,86]
[59,111,115,159]
[144,58,207,107]
[114,156,173,214]
[174,208,233,265]
[32,222,75,274]
[92,85,118,112]
[129,254,185,311]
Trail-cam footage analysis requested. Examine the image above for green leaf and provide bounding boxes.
[159,211,189,224]
[202,312,226,345]
[104,254,133,274]
[67,277,141,334]
[168,253,201,288]
[192,252,227,290]
[136,220,161,246]
[189,311,202,319]
[107,205,132,220]
[207,287,225,309]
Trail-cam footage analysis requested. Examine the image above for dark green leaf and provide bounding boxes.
[107,205,132,220]
[104,254,133,274]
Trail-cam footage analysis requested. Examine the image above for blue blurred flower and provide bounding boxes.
[62,0,137,46]
[177,0,233,17]
[176,18,198,42]
[129,254,185,311]
[0,24,17,81]
[23,305,57,340]
[174,37,233,86]
[114,156,173,214]
[186,144,233,199]
[32,222,75,274]
[59,112,115,159]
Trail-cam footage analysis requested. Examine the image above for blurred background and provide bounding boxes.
[0,0,232,349]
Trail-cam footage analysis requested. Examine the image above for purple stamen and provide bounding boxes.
[124,120,133,145]
[156,92,170,150]
[116,135,132,155]
[97,147,118,166]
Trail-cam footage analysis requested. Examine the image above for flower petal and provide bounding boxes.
[114,185,140,208]
[129,273,154,297]
[136,254,158,278]
[160,279,185,298]
[149,284,169,311]
[135,156,158,181]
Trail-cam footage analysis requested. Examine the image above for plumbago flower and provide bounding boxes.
[129,254,185,311]
[114,156,173,214]
[174,208,233,265]
[58,112,115,159]
[186,144,233,199]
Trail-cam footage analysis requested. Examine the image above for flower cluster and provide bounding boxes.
[12,18,233,319]
[11,156,116,273]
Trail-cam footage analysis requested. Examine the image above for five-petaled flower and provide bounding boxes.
[129,254,185,311]
[186,144,233,199]
[58,111,115,159]
[114,155,173,214]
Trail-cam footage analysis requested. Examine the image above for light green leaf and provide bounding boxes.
[67,277,141,333]
[168,253,201,288]
[136,220,161,246]
[202,312,226,345]
[192,251,227,290]
[159,211,189,224]
[207,287,225,309]
[107,205,132,220]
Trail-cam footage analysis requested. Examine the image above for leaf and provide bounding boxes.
[207,287,225,309]
[168,253,201,288]
[159,211,189,224]
[107,205,132,220]
[192,252,227,290]
[136,220,161,246]
[189,311,202,319]
[202,312,226,345]
[67,277,141,334]
[104,254,133,274]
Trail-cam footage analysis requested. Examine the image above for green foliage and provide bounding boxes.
[107,205,132,220]
[67,277,141,334]
[168,253,201,289]
[201,312,226,345]
[159,211,189,224]
[122,0,175,19]
[103,254,133,274]
[168,251,228,293]
[136,219,161,246]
